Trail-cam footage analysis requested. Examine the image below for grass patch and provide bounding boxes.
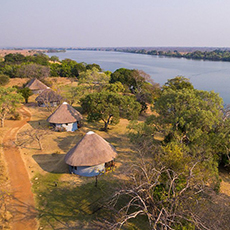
[32,173,119,229]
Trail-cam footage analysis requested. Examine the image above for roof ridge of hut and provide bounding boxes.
[47,102,82,124]
[25,78,49,90]
[64,131,117,166]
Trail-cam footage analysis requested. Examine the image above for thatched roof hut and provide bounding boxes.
[35,89,63,107]
[65,131,117,177]
[65,131,117,166]
[47,102,82,131]
[25,78,48,93]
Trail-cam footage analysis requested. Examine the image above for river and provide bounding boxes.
[46,50,230,104]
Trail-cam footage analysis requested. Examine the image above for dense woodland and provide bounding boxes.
[1,52,230,229]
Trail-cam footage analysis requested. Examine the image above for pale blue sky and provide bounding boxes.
[1,0,230,47]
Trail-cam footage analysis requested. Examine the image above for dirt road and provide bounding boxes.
[3,107,37,230]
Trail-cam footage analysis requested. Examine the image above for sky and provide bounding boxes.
[1,0,230,48]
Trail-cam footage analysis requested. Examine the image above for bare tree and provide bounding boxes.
[95,150,209,230]
[16,128,50,150]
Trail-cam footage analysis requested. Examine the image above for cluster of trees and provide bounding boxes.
[64,67,160,131]
[0,53,102,80]
[101,76,230,229]
[123,48,230,61]
[63,73,230,228]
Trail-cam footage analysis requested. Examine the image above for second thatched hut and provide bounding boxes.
[64,131,117,177]
[25,78,49,94]
[35,89,63,107]
[47,102,82,132]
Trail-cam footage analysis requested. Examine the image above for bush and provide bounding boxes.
[0,74,10,86]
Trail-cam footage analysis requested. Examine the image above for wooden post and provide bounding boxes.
[95,176,98,187]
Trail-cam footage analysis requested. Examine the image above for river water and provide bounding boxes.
[47,50,230,104]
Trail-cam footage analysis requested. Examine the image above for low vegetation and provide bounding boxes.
[120,48,230,62]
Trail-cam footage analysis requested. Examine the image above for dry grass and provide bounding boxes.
[0,49,42,58]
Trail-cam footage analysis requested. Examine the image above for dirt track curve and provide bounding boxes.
[3,107,37,230]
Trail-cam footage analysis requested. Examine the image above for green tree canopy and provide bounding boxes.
[0,74,10,86]
[162,76,194,91]
[14,63,50,79]
[0,87,23,127]
[86,63,102,71]
[128,77,226,190]
[79,68,110,91]
[17,87,33,103]
[25,53,50,66]
[81,91,141,131]
[59,59,86,78]
[4,53,26,63]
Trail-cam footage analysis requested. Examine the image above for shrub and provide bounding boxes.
[0,74,10,86]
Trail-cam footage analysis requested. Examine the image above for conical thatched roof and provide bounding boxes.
[65,131,117,166]
[25,78,48,90]
[35,89,63,103]
[47,102,82,124]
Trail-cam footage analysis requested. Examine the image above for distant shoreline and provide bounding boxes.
[2,47,230,62]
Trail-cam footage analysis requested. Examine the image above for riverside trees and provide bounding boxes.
[101,77,230,229]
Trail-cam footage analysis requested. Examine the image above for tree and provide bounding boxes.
[0,87,23,127]
[60,59,85,78]
[64,85,90,105]
[15,63,50,79]
[17,87,33,103]
[25,53,50,66]
[16,128,51,150]
[128,77,225,190]
[0,74,9,86]
[49,56,60,62]
[4,53,26,63]
[86,63,102,71]
[81,91,141,131]
[110,69,160,112]
[105,82,125,93]
[132,70,160,112]
[79,67,110,91]
[154,86,223,145]
[99,148,209,230]
[163,76,194,91]
[110,68,136,89]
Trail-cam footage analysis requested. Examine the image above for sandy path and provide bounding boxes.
[3,107,37,230]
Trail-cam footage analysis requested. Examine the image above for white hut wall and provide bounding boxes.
[38,101,58,107]
[55,122,78,132]
[68,163,105,177]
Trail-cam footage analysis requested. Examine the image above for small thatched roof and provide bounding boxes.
[25,78,48,90]
[47,102,82,124]
[35,89,63,103]
[65,131,117,166]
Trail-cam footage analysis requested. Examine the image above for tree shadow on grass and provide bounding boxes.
[33,175,119,230]
[32,154,68,174]
[27,120,50,129]
[53,134,83,152]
